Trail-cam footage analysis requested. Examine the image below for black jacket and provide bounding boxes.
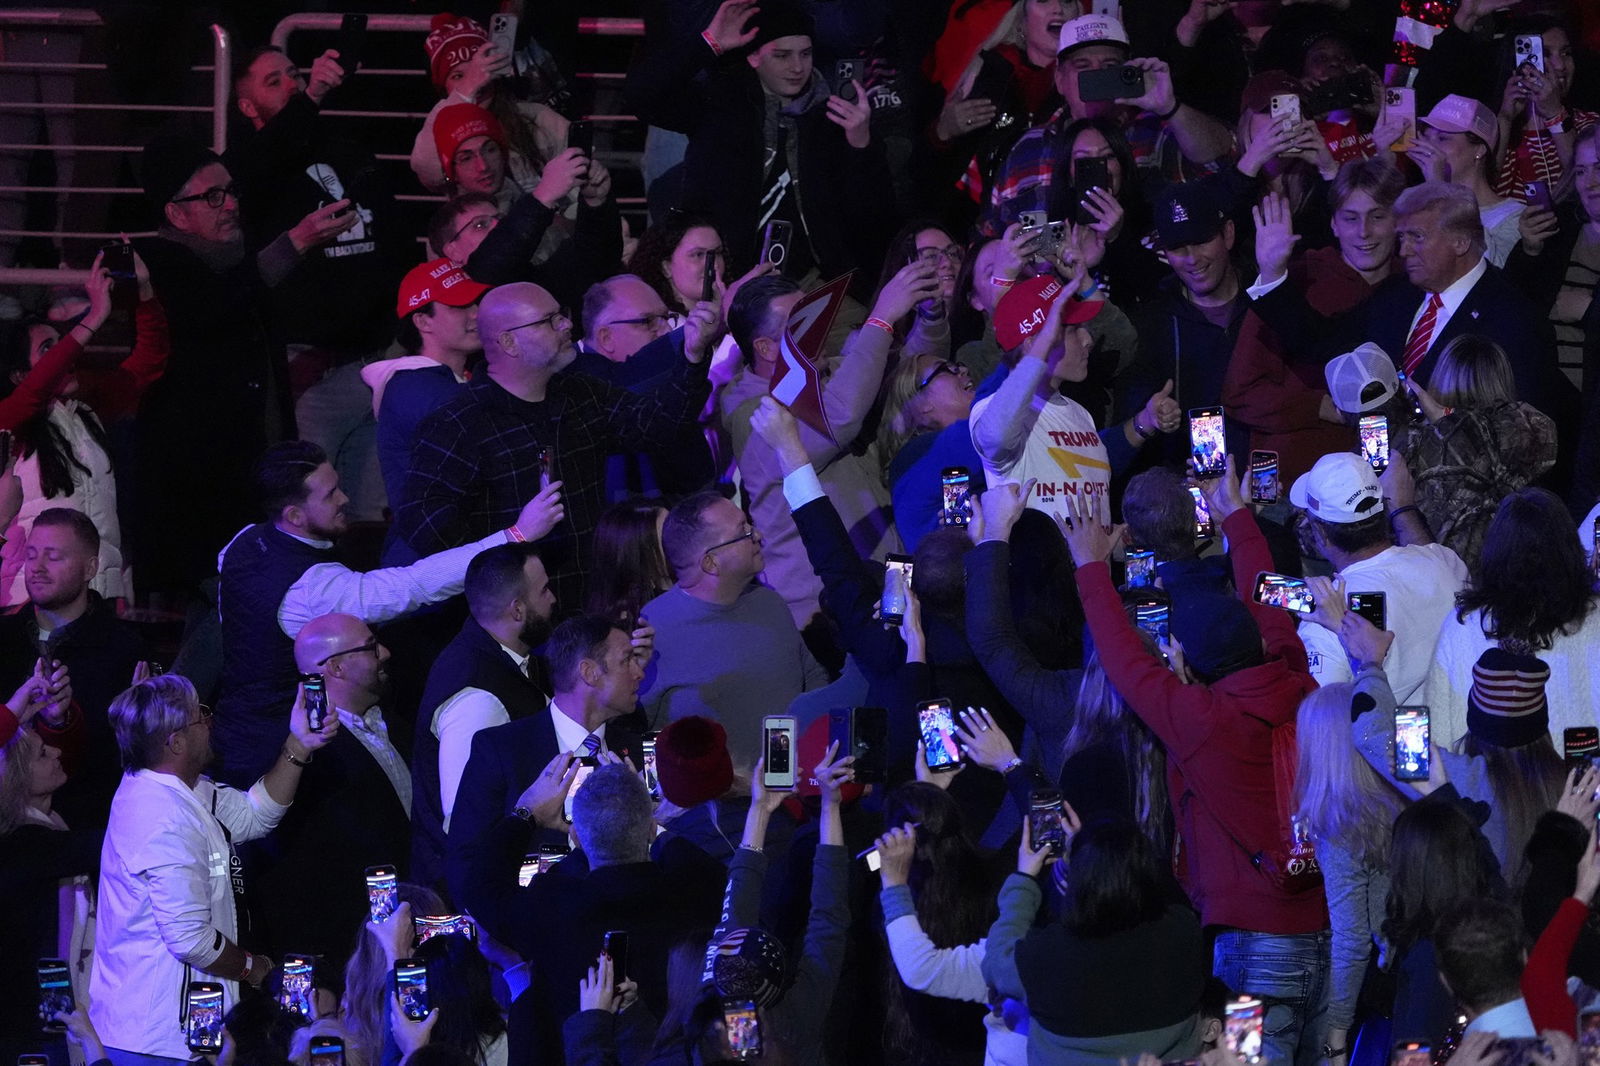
[241,725,412,963]
[465,815,724,1066]
[0,595,148,830]
[0,824,100,1042]
[627,41,893,287]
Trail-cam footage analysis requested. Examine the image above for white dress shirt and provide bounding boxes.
[433,642,539,832]
[550,700,608,755]
[337,705,413,816]
[214,525,512,640]
[1401,255,1487,352]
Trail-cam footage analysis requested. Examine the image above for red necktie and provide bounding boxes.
[1402,293,1444,376]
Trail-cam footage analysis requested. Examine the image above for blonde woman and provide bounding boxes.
[1295,681,1408,1066]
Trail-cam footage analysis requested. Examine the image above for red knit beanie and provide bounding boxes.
[655,717,735,808]
[424,13,490,92]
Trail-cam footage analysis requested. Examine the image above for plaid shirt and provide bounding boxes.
[396,331,710,605]
[980,107,1221,237]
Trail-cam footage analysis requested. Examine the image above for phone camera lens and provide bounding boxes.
[1121,66,1141,84]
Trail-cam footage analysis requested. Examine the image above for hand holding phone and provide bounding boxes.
[1394,707,1430,781]
[880,554,913,627]
[917,700,961,772]
[761,716,797,789]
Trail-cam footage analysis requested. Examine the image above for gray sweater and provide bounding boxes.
[640,584,828,765]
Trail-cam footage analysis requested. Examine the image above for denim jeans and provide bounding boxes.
[1214,929,1333,1066]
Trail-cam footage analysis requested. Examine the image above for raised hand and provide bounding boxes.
[705,0,761,54]
[826,82,872,149]
[872,257,942,324]
[750,395,808,473]
[1252,192,1299,284]
[534,147,589,209]
[513,479,565,541]
[515,750,580,829]
[953,706,1018,772]
[289,199,358,253]
[306,49,346,104]
[683,299,726,363]
[873,823,917,886]
[1194,453,1247,523]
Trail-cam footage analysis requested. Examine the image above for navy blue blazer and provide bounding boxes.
[444,710,640,916]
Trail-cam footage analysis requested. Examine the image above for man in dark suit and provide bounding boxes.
[462,760,724,1066]
[242,612,412,964]
[1249,181,1571,414]
[446,614,646,916]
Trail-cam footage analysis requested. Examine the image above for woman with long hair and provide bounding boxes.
[343,891,446,1066]
[1425,488,1600,742]
[984,816,1208,1063]
[870,782,1014,1065]
[1295,682,1409,1066]
[626,212,730,315]
[1058,640,1169,852]
[1381,796,1506,1046]
[1398,336,1557,573]
[0,689,98,1056]
[586,498,672,623]
[0,248,167,604]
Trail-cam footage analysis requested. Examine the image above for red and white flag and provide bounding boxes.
[770,272,853,443]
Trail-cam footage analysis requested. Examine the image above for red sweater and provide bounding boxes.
[1522,896,1586,1038]
[1075,509,1326,934]
[0,298,169,432]
[1221,246,1366,488]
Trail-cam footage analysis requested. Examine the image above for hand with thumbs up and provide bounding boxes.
[1128,379,1180,444]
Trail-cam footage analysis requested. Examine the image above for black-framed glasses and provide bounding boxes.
[703,527,755,555]
[171,183,240,209]
[602,311,673,332]
[508,307,572,332]
[316,639,380,667]
[917,360,967,391]
[915,245,965,265]
[448,212,500,246]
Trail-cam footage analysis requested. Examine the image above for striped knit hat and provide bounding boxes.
[1465,648,1550,748]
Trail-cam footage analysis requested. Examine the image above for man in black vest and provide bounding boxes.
[0,508,148,829]
[411,542,555,888]
[243,612,412,963]
[214,440,564,789]
[446,615,645,917]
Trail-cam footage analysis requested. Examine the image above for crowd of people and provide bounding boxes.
[3,0,1600,1065]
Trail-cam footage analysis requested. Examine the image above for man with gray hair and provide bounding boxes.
[462,759,725,1064]
[1247,180,1569,418]
[91,675,336,1062]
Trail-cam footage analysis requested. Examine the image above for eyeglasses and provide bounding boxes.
[316,639,380,667]
[173,705,214,735]
[703,526,755,555]
[448,212,500,246]
[916,361,967,391]
[171,183,240,209]
[508,307,572,332]
[915,245,965,266]
[602,311,674,332]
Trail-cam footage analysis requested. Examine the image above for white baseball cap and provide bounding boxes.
[1058,14,1129,56]
[1325,342,1398,414]
[1289,453,1385,524]
[1420,94,1498,150]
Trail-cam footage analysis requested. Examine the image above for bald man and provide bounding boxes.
[238,613,412,962]
[395,280,725,606]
